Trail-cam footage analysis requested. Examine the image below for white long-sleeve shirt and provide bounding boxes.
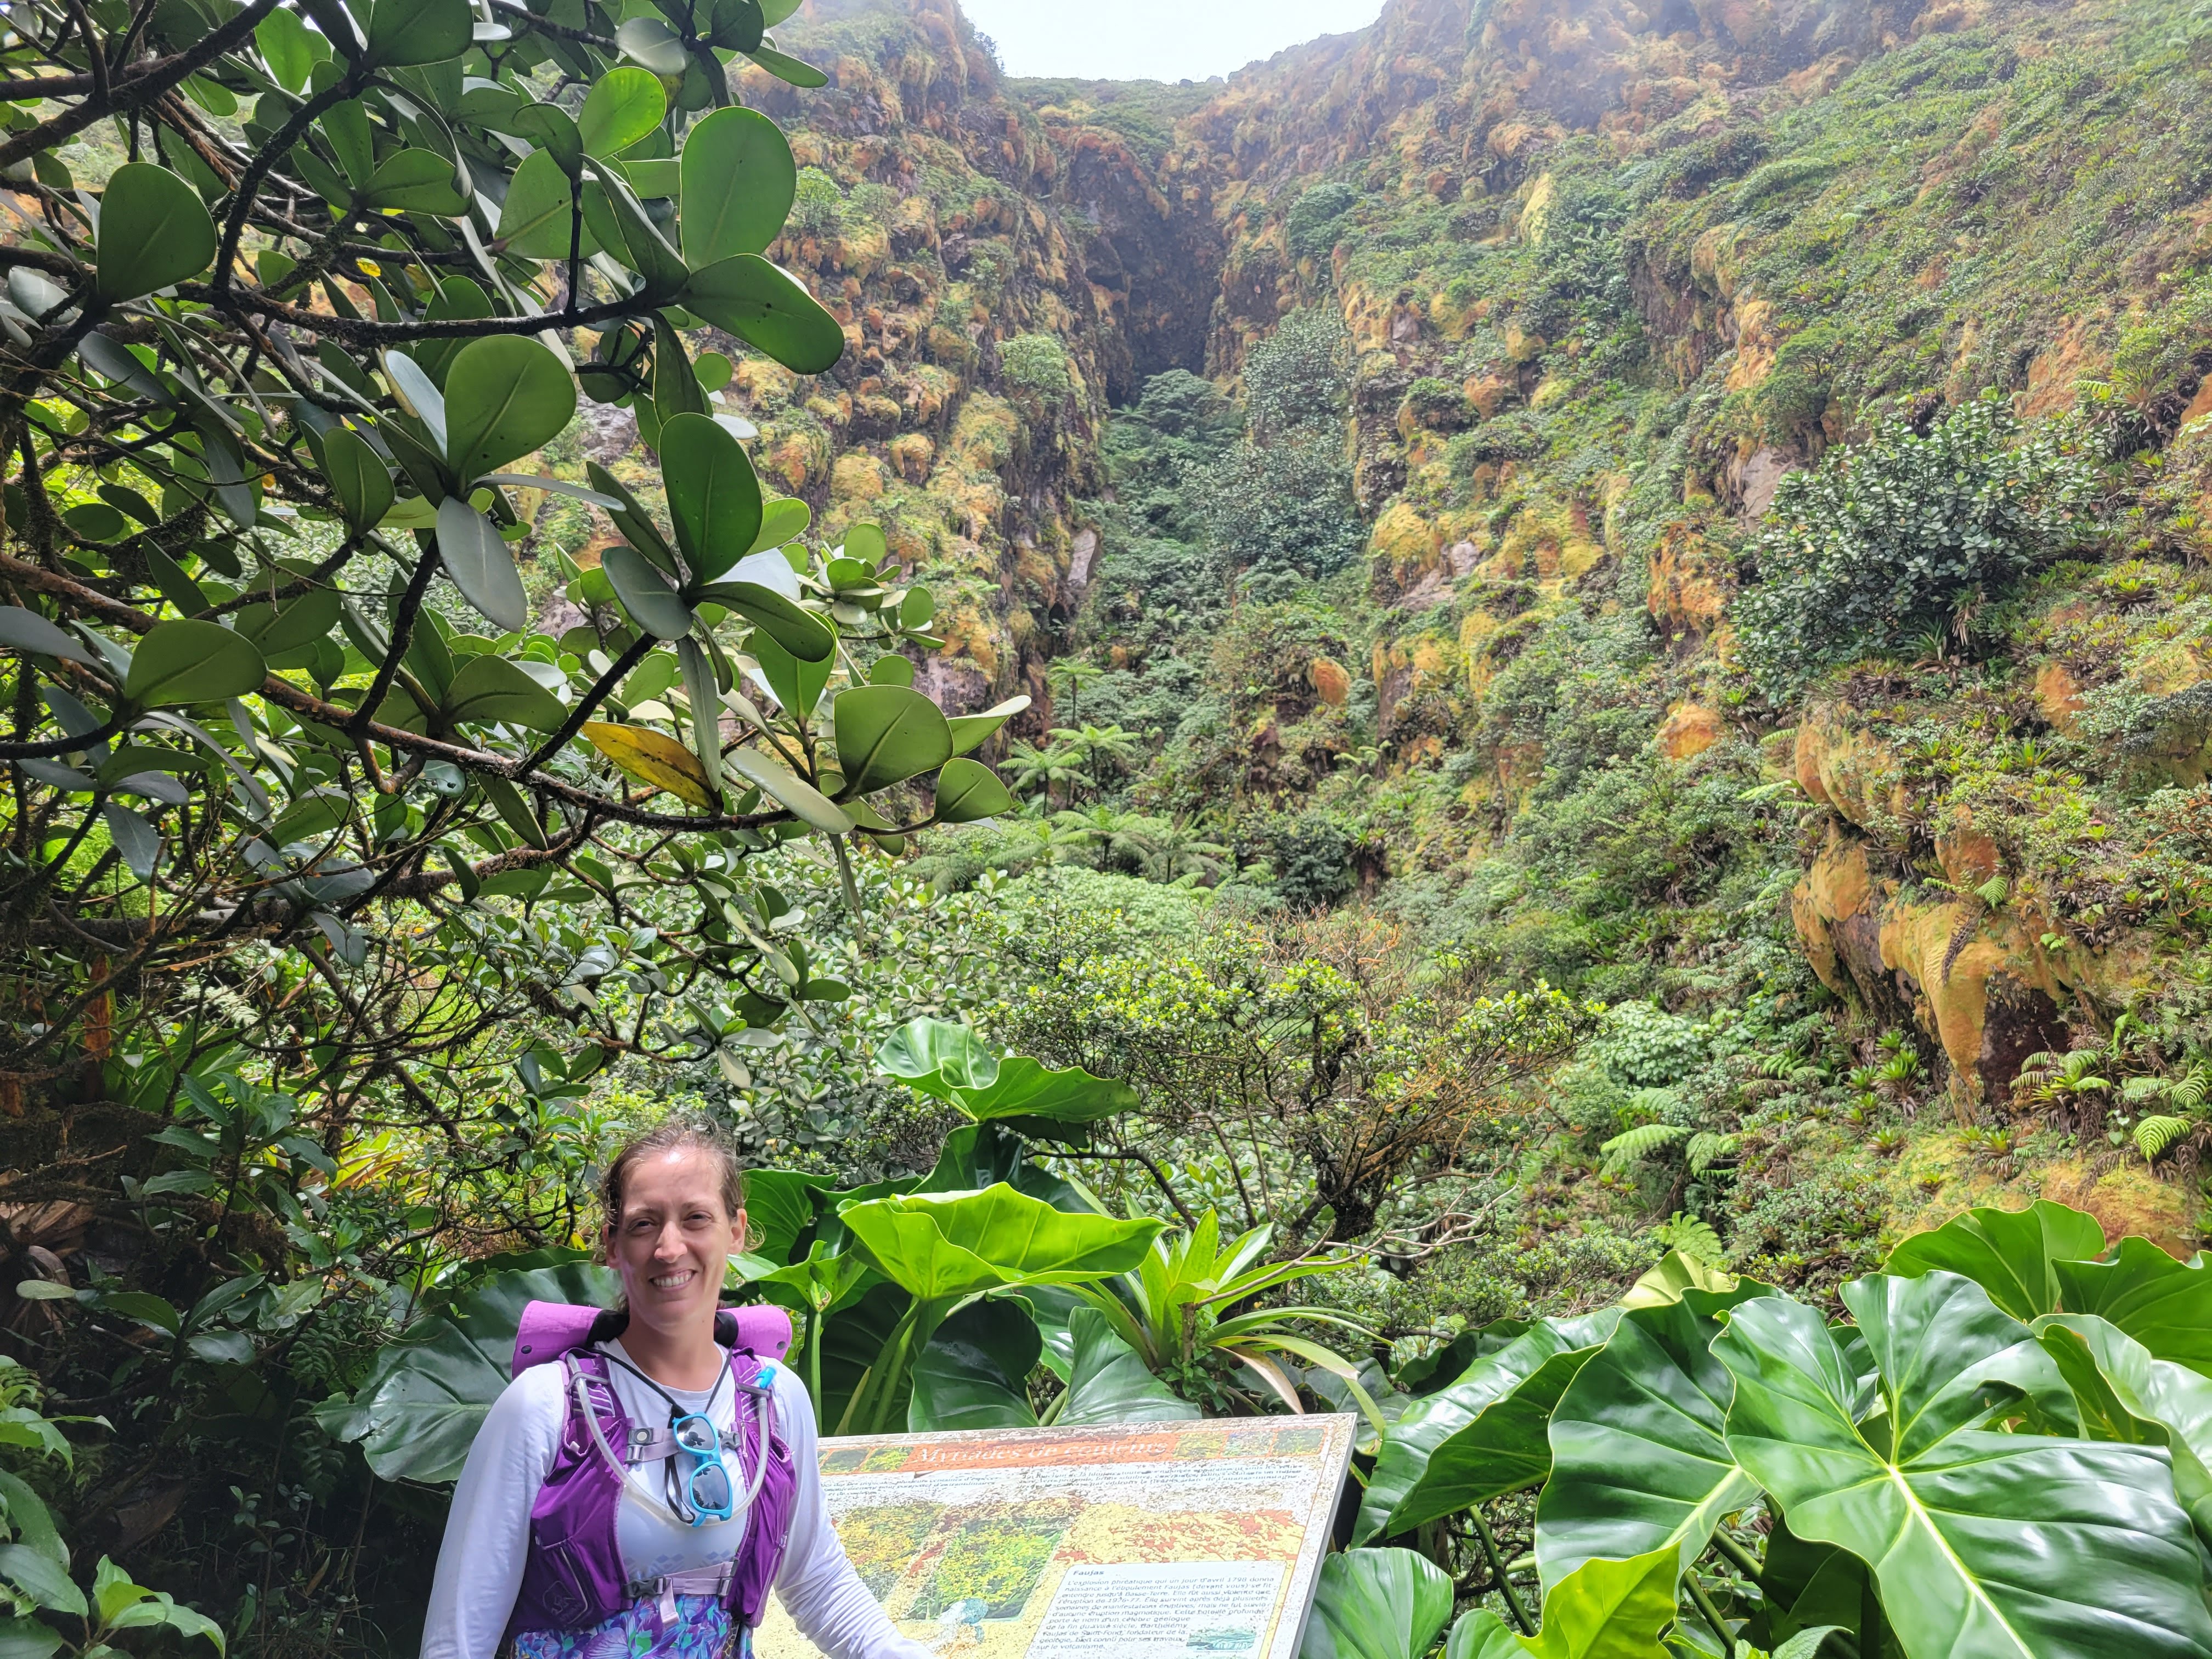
[421,1342,928,1659]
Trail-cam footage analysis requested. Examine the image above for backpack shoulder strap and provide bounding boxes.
[726,1305,792,1363]
[513,1301,607,1378]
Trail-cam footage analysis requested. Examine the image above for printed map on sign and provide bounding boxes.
[753,1416,1356,1659]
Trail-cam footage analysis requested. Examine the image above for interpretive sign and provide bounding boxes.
[753,1415,1358,1658]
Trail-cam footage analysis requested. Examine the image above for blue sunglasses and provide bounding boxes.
[669,1413,735,1524]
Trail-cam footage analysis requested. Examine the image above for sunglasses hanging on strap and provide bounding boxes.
[595,1348,778,1527]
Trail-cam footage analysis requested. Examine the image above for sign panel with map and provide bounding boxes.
[753,1415,1358,1659]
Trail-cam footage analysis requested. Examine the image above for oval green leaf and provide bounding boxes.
[679,106,797,267]
[657,410,763,583]
[580,67,665,160]
[364,0,471,66]
[318,424,395,533]
[443,335,575,484]
[932,755,1013,823]
[601,542,696,641]
[435,496,528,633]
[95,163,218,302]
[679,253,846,375]
[832,684,953,796]
[123,620,266,708]
[442,654,566,732]
[1301,1548,1454,1659]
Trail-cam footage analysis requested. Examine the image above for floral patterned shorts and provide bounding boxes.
[512,1595,746,1659]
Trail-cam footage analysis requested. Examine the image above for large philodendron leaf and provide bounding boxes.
[1715,1273,2212,1659]
[873,1017,1131,1124]
[2036,1312,2212,1545]
[341,1263,618,1482]
[1885,1198,2107,1320]
[1297,1548,1455,1659]
[1444,1548,1681,1659]
[1535,1285,1771,1595]
[907,1296,1040,1432]
[874,1017,998,1099]
[838,1184,1163,1304]
[1056,1306,1199,1426]
[1356,1312,1620,1544]
[2052,1238,2212,1376]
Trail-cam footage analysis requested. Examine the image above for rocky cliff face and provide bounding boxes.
[747,0,2212,1121]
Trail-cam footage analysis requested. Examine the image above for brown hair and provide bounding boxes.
[599,1120,749,1239]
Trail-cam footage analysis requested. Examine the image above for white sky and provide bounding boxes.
[958,0,1389,82]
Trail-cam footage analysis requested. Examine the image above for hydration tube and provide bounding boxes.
[568,1357,778,1526]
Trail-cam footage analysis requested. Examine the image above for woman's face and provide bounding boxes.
[603,1148,747,1341]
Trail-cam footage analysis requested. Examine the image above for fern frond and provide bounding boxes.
[2174,1065,2212,1111]
[1974,874,2010,907]
[1600,1122,1691,1173]
[1652,1212,1725,1266]
[2123,1075,2171,1104]
[1685,1132,1742,1175]
[2136,1115,2193,1163]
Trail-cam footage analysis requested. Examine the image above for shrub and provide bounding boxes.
[1000,331,1073,398]
[1243,306,1353,439]
[1733,394,2103,698]
[791,165,844,233]
[1286,180,1359,261]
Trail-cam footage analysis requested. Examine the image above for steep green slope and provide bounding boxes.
[681,0,2212,1269]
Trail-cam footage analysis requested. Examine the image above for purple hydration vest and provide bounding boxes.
[503,1302,799,1643]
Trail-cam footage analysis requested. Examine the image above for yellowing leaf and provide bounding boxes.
[581,721,715,809]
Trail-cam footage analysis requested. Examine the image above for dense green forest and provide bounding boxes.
[7,0,2212,1652]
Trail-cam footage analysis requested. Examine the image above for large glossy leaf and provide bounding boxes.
[2037,1312,2212,1543]
[1536,1287,1768,1595]
[2053,1238,2212,1375]
[1299,1548,1454,1659]
[0,607,98,666]
[876,1017,998,1098]
[579,67,665,159]
[123,622,265,707]
[1715,1273,2212,1659]
[442,654,565,732]
[707,580,832,663]
[1357,1313,1619,1544]
[658,412,762,583]
[496,149,592,259]
[907,1296,1039,1431]
[832,685,952,795]
[1057,1306,1198,1426]
[679,108,796,266]
[363,149,467,213]
[318,425,394,533]
[1886,1199,2107,1321]
[946,693,1030,755]
[95,164,217,302]
[442,336,575,484]
[839,1183,1161,1304]
[1620,1248,1740,1310]
[723,747,850,832]
[345,1262,618,1482]
[1444,1548,1680,1659]
[601,541,695,640]
[233,590,341,660]
[363,0,471,65]
[933,757,1015,822]
[581,721,714,809]
[680,253,845,374]
[741,1169,834,1266]
[435,496,527,632]
[950,1057,1136,1125]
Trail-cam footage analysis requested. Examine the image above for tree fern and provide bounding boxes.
[1652,1212,1725,1266]
[1600,1122,1691,1175]
[1685,1132,1741,1175]
[2136,1116,2193,1163]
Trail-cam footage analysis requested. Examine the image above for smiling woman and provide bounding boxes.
[959,0,1387,81]
[418,1123,932,1659]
